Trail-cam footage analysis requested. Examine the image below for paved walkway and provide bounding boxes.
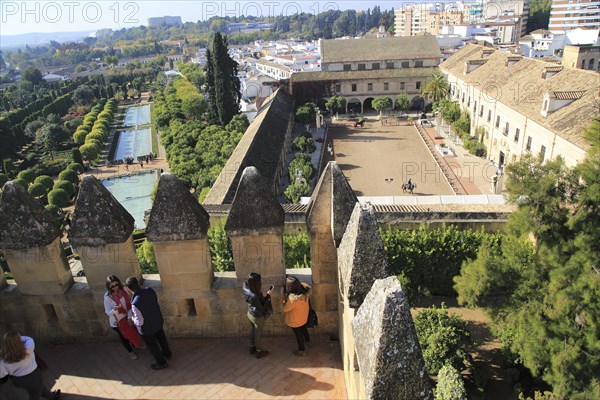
[0,336,345,400]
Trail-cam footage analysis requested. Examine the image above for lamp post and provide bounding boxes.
[385,178,394,202]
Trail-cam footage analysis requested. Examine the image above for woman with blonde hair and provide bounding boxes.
[0,330,60,399]
[281,276,311,356]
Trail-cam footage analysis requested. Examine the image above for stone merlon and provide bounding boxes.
[69,175,134,247]
[225,166,284,236]
[338,203,390,308]
[0,181,61,250]
[146,174,210,242]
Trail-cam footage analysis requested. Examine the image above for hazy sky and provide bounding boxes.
[0,0,403,36]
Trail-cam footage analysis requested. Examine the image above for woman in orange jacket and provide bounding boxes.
[281,276,311,356]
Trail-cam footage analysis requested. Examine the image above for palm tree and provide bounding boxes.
[421,72,449,104]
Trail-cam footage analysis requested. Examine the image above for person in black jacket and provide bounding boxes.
[242,272,273,359]
[126,277,172,370]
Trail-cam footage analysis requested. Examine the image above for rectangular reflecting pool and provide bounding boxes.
[102,171,158,229]
[123,104,151,126]
[113,127,152,161]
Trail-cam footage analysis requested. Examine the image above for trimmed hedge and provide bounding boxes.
[28,183,47,197]
[17,169,36,183]
[58,170,79,184]
[12,178,29,189]
[53,180,75,196]
[34,175,54,191]
[47,188,70,207]
[66,162,84,174]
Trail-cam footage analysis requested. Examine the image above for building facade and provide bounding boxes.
[440,44,598,168]
[290,35,441,113]
[549,0,600,33]
[563,44,600,70]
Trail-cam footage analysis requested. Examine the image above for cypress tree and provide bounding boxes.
[205,32,240,126]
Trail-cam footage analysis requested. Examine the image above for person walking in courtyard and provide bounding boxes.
[126,277,172,370]
[104,275,144,360]
[242,272,273,359]
[0,330,61,399]
[281,276,311,357]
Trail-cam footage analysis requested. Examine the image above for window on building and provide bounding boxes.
[514,128,520,143]
[504,122,509,136]
[582,59,586,69]
[372,63,380,70]
[526,136,532,151]
[384,82,389,90]
[352,84,357,92]
[544,99,548,110]
[540,145,546,161]
[386,62,394,69]
[400,82,405,91]
[358,63,366,70]
[496,116,500,128]
[344,64,351,71]
[589,58,595,70]
[401,61,410,68]
[479,105,484,117]
[415,60,424,67]
[416,81,421,90]
[487,110,492,122]
[474,101,477,113]
[335,84,341,93]
[368,83,373,91]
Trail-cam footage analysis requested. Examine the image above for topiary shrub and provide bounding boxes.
[80,143,99,161]
[28,183,47,198]
[47,188,70,207]
[435,365,467,400]
[12,178,29,189]
[283,233,311,268]
[53,180,75,196]
[136,239,158,274]
[34,175,54,191]
[17,169,37,183]
[44,204,64,221]
[207,226,234,272]
[66,162,84,174]
[72,148,84,165]
[58,169,79,184]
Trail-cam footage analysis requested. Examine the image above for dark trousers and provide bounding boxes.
[291,324,310,351]
[142,328,171,365]
[11,367,53,400]
[112,327,133,353]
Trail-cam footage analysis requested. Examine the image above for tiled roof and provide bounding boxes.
[552,91,586,100]
[321,35,441,63]
[544,66,563,73]
[440,44,600,149]
[468,59,488,65]
[256,59,291,71]
[291,67,438,82]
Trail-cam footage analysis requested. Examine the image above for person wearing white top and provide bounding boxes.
[0,330,60,399]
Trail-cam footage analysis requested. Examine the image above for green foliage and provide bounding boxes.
[435,365,467,400]
[288,153,315,182]
[283,233,311,269]
[293,135,316,153]
[73,86,95,106]
[527,0,552,32]
[58,169,79,184]
[17,169,37,183]
[80,143,99,160]
[295,102,317,125]
[33,175,54,191]
[452,113,470,136]
[2,159,13,177]
[371,96,393,114]
[47,188,69,207]
[395,92,410,112]
[381,225,493,296]
[53,180,75,196]
[44,204,64,221]
[136,239,158,274]
[207,225,234,272]
[0,173,8,187]
[28,183,47,197]
[12,178,28,189]
[284,181,311,204]
[438,98,461,123]
[422,72,449,104]
[72,148,84,165]
[66,162,84,174]
[325,96,346,114]
[414,304,472,375]
[454,141,600,396]
[463,135,487,157]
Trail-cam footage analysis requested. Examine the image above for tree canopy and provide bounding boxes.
[205,32,240,126]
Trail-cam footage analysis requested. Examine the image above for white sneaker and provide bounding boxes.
[129,352,138,360]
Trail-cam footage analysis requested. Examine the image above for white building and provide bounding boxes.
[549,0,600,34]
[440,44,598,168]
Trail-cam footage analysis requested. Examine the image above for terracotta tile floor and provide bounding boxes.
[0,336,346,400]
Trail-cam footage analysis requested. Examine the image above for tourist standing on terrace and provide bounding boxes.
[104,275,144,360]
[0,330,61,399]
[281,276,311,357]
[126,277,172,370]
[242,272,273,359]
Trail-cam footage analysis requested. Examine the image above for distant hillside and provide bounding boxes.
[0,31,93,50]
